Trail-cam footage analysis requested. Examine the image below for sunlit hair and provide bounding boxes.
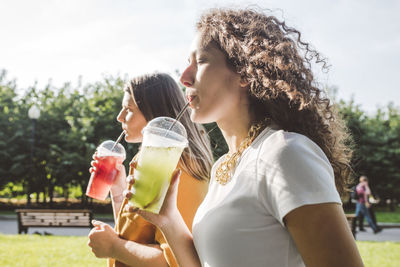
[359,176,368,182]
[124,72,213,181]
[197,8,352,194]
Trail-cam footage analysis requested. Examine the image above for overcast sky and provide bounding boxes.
[1,0,399,113]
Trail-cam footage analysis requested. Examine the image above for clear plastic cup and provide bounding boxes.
[130,117,188,213]
[86,140,126,200]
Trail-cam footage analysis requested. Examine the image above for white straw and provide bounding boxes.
[111,131,125,151]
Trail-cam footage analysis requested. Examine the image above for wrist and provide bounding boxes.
[160,210,185,235]
[110,184,125,197]
[111,166,127,191]
[109,234,122,259]
[111,194,124,203]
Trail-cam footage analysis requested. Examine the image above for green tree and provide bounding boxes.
[0,71,23,189]
[339,99,400,207]
[2,71,398,207]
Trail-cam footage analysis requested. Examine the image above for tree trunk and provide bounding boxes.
[49,184,54,207]
[63,186,69,202]
[80,184,87,205]
[42,188,47,204]
[26,193,31,206]
[25,181,32,207]
[390,198,395,212]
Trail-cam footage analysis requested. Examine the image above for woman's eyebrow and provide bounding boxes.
[187,51,197,62]
[122,103,131,109]
[198,48,212,57]
[127,102,137,109]
[187,49,209,62]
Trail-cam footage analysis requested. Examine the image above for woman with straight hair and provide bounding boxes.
[87,72,213,267]
[125,8,364,267]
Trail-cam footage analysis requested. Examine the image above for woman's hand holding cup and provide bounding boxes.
[89,152,126,193]
[87,149,127,201]
[88,152,99,175]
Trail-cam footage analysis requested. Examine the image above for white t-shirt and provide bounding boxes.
[192,127,341,267]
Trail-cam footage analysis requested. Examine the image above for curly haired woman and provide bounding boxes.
[125,8,364,267]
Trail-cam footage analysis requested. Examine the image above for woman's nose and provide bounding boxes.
[180,64,194,88]
[116,109,124,123]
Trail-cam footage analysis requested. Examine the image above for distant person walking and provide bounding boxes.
[357,176,380,232]
[355,176,382,234]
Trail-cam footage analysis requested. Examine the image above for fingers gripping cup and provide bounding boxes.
[130,117,188,213]
[86,141,126,200]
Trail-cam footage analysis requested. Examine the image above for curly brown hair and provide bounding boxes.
[197,8,352,194]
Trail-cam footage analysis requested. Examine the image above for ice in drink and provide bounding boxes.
[129,117,187,213]
[86,141,126,200]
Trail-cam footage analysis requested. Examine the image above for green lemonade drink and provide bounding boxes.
[130,146,183,213]
[129,117,188,214]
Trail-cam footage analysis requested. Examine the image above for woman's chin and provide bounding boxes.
[190,110,214,124]
[190,111,201,123]
[124,135,134,143]
[125,134,142,144]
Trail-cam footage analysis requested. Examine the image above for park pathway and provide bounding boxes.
[1,214,399,242]
[0,214,114,236]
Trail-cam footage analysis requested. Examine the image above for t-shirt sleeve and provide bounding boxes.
[258,132,341,226]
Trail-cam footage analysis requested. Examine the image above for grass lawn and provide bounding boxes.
[357,241,400,267]
[0,211,15,216]
[376,209,400,223]
[0,234,105,267]
[345,206,400,224]
[1,234,399,267]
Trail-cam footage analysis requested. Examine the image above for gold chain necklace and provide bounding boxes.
[215,121,267,185]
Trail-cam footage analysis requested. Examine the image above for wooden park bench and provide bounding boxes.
[345,213,357,239]
[15,209,93,234]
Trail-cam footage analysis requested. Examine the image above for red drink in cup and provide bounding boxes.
[86,140,126,200]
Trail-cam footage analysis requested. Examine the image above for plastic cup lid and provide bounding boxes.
[98,140,126,157]
[142,117,188,147]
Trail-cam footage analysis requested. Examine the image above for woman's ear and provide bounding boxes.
[239,76,249,88]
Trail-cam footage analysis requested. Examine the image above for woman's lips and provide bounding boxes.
[186,95,196,103]
[186,95,197,108]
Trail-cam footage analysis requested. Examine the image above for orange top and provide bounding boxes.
[108,163,208,267]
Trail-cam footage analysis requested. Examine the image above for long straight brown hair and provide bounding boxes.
[125,72,213,181]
